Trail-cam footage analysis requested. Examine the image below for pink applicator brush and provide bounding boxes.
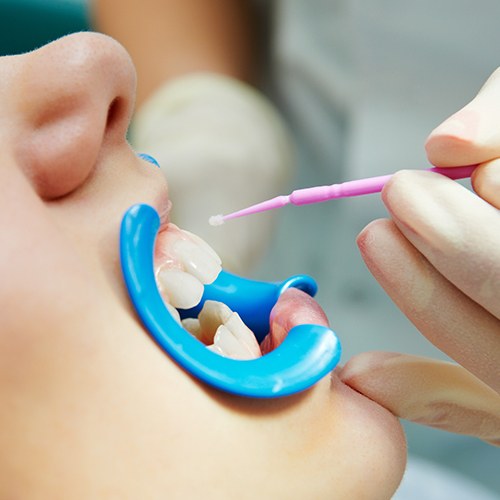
[208,165,477,226]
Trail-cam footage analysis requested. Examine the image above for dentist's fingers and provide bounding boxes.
[426,68,500,167]
[339,352,500,446]
[471,158,500,209]
[383,170,500,323]
[357,217,500,392]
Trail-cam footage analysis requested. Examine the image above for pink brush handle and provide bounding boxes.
[218,165,477,222]
[288,165,477,206]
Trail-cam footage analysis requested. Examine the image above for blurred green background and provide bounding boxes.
[0,0,88,56]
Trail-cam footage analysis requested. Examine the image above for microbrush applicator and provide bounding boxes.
[208,165,477,226]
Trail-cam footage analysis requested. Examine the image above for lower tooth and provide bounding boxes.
[198,300,232,343]
[207,344,224,355]
[225,313,261,357]
[175,299,263,359]
[181,318,202,339]
[213,325,258,360]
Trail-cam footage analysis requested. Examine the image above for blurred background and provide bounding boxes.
[1,0,497,497]
[0,0,88,56]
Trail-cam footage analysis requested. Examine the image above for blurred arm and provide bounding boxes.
[92,0,262,106]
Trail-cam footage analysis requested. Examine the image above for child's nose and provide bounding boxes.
[13,32,136,199]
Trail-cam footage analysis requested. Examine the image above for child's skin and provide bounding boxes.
[0,33,406,498]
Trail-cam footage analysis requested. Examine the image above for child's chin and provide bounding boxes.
[329,372,408,497]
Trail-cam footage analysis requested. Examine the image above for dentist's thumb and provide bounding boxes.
[339,351,500,446]
[426,68,500,168]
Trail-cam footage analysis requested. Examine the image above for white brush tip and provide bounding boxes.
[208,214,225,226]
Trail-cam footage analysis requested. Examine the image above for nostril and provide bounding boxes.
[14,33,136,198]
[105,96,127,134]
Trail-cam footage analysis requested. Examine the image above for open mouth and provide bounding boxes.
[153,222,330,359]
[121,203,341,397]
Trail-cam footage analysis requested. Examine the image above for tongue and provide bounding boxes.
[260,288,330,354]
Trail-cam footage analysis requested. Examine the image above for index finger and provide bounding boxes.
[383,169,500,321]
[357,217,500,391]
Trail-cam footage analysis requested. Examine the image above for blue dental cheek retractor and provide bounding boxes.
[120,204,342,398]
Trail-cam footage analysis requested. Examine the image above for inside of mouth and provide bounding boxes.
[176,300,267,360]
[153,224,272,360]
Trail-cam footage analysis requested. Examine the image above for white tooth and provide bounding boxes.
[165,303,182,325]
[172,239,221,284]
[207,344,224,355]
[195,302,261,358]
[157,268,204,309]
[197,300,233,344]
[181,317,202,340]
[213,325,255,360]
[224,313,261,358]
[181,229,222,266]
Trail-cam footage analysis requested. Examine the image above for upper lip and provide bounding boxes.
[158,198,172,227]
[151,184,172,229]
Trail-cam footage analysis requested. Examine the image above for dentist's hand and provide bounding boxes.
[340,69,500,445]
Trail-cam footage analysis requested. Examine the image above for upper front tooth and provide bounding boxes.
[157,268,204,309]
[181,229,222,266]
[171,238,221,284]
[165,303,182,324]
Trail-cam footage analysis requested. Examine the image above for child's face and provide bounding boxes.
[0,33,406,498]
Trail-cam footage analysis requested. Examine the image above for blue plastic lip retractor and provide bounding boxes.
[120,204,342,398]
